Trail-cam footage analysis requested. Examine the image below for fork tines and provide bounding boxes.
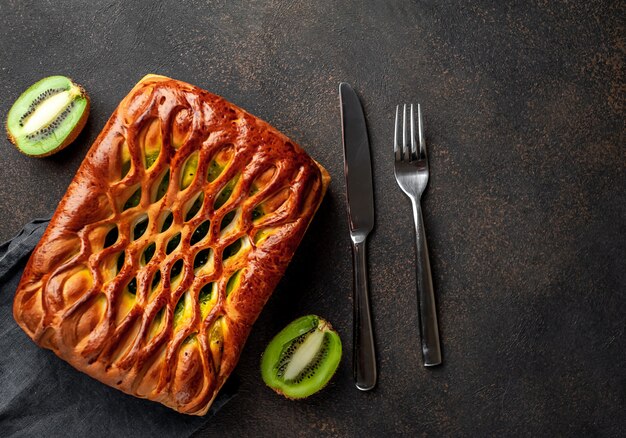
[394,104,426,162]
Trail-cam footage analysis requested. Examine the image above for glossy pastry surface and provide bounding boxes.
[12,74,329,415]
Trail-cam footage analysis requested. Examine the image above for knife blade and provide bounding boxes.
[339,82,377,391]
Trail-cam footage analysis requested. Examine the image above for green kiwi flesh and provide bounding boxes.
[6,75,89,157]
[261,315,342,399]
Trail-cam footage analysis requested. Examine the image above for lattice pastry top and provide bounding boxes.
[13,74,330,415]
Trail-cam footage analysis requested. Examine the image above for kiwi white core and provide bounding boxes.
[21,86,79,135]
[282,327,325,381]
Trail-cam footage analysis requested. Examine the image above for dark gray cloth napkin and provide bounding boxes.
[0,218,236,437]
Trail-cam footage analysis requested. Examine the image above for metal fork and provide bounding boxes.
[393,104,442,367]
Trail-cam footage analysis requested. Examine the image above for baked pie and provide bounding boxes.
[12,74,330,415]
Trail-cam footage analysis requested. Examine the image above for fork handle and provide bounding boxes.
[351,236,377,390]
[411,199,442,366]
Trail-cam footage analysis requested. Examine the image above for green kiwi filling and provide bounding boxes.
[173,292,189,328]
[223,238,242,260]
[207,160,224,182]
[151,271,161,290]
[104,226,119,248]
[121,159,131,179]
[181,152,199,189]
[142,242,156,265]
[226,270,241,296]
[133,216,149,240]
[170,259,183,280]
[182,334,197,345]
[166,233,181,254]
[154,170,170,202]
[193,248,212,270]
[145,152,159,169]
[160,211,173,232]
[214,177,238,210]
[191,220,210,245]
[199,283,213,309]
[185,193,204,221]
[140,118,162,169]
[252,205,264,221]
[116,252,125,273]
[126,277,137,295]
[220,210,236,230]
[123,188,141,210]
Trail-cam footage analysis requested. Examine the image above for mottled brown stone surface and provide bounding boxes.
[0,0,624,436]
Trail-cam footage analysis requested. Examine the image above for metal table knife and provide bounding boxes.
[339,82,377,391]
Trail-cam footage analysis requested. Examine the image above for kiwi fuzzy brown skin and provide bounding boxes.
[5,77,90,158]
[261,315,342,400]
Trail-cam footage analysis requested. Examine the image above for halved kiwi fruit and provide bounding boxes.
[261,315,342,399]
[6,75,89,157]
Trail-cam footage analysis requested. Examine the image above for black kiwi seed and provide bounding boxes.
[260,315,342,399]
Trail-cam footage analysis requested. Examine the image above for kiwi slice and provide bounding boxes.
[261,315,342,399]
[6,75,89,157]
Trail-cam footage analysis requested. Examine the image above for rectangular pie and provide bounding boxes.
[12,74,330,415]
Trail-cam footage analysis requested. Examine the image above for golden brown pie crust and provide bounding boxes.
[12,74,330,415]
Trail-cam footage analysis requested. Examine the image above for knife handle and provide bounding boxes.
[351,236,377,391]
